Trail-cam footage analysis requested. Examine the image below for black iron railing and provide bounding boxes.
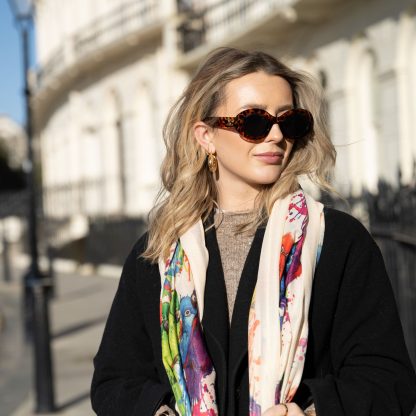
[177,0,296,53]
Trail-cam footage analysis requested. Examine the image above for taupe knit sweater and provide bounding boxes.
[213,209,255,322]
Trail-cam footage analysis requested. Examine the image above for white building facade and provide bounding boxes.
[33,0,416,238]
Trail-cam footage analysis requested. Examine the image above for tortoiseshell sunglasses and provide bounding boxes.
[203,108,313,143]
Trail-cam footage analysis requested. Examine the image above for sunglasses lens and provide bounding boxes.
[241,112,271,140]
[280,110,312,139]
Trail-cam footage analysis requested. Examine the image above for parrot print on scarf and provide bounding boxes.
[161,242,218,416]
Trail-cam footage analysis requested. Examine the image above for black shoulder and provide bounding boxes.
[323,207,375,249]
[119,231,152,271]
[119,231,159,288]
[132,231,149,255]
[324,207,370,235]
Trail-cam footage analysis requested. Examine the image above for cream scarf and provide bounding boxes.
[158,190,324,415]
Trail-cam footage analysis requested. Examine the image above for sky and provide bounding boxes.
[0,0,37,127]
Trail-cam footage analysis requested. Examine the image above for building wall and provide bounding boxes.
[279,1,416,194]
[40,48,189,218]
[295,1,414,192]
[34,0,189,224]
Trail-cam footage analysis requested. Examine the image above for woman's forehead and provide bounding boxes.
[221,72,293,112]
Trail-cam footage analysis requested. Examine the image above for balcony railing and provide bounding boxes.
[44,179,105,218]
[37,48,64,85]
[178,0,297,53]
[73,0,159,57]
[37,0,162,88]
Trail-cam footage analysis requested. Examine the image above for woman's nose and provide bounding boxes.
[264,122,284,143]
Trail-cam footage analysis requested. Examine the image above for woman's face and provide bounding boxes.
[196,71,296,193]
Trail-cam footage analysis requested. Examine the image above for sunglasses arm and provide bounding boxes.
[220,117,235,127]
[204,116,236,128]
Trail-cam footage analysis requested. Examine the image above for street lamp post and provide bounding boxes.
[8,0,56,413]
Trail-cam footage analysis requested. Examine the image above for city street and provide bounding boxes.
[0,258,120,415]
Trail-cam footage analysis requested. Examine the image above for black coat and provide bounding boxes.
[91,208,416,415]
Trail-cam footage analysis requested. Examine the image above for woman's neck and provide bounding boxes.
[215,179,261,212]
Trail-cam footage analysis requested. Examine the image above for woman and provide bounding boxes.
[90,48,416,416]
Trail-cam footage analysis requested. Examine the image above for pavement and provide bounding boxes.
[0,255,121,416]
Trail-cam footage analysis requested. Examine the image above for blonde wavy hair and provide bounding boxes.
[142,47,336,263]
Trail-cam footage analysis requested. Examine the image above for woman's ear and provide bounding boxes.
[194,121,216,153]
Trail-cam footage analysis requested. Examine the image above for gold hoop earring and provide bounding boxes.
[207,152,218,173]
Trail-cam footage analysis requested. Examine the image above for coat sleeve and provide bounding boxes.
[90,236,172,415]
[304,222,416,416]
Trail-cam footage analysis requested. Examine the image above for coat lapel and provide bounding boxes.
[202,223,229,415]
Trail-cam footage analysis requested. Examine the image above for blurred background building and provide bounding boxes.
[32,0,186,264]
[32,0,416,265]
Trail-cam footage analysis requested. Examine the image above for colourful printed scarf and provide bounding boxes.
[158,190,324,415]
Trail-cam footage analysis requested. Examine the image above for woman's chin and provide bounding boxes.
[248,169,284,186]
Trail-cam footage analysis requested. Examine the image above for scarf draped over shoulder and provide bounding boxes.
[158,190,324,416]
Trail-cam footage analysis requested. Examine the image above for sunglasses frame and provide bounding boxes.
[204,108,313,143]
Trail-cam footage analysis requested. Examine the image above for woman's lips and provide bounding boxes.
[254,152,284,164]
